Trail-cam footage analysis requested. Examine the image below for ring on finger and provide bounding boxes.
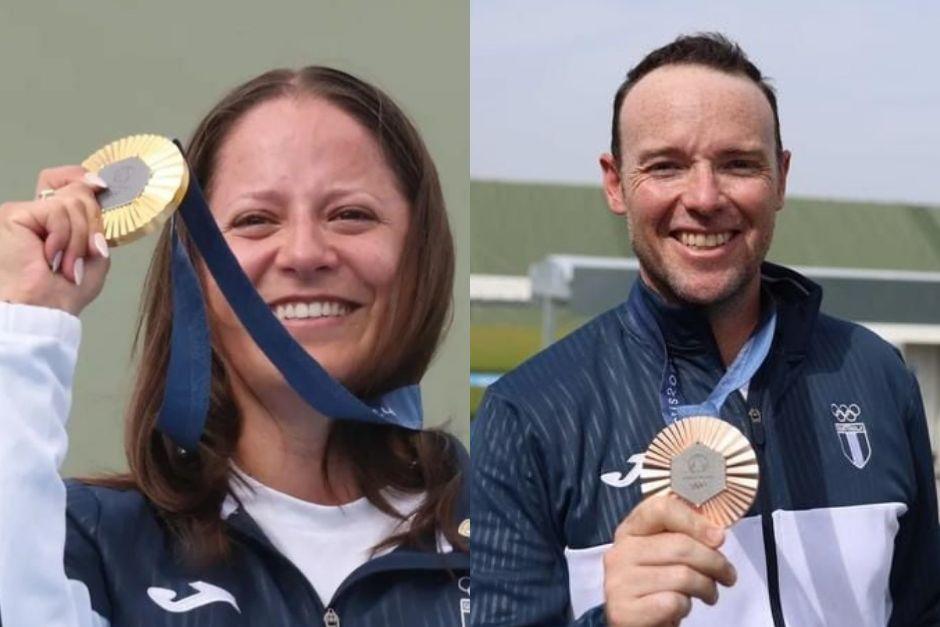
[37,188,56,200]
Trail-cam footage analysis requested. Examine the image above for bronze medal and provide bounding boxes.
[640,416,759,527]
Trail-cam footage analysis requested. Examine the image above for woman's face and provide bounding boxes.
[204,95,410,392]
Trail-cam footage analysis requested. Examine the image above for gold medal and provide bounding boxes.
[82,134,189,247]
[640,416,759,527]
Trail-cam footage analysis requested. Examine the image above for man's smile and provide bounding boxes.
[672,230,737,250]
[668,230,743,260]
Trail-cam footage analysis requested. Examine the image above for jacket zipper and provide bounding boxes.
[227,502,468,626]
[323,607,340,626]
[748,407,786,627]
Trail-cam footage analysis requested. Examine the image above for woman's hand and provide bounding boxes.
[0,166,111,316]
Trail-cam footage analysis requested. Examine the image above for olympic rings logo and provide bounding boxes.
[830,403,861,422]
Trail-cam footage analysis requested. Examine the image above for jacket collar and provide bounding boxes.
[222,435,471,569]
[624,261,821,362]
[758,262,822,362]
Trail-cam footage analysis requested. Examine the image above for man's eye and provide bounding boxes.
[647,162,681,175]
[726,160,760,173]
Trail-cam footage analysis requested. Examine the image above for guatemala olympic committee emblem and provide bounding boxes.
[832,403,871,469]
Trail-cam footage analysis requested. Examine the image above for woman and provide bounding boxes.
[0,67,468,626]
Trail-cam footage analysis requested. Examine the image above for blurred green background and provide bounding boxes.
[469,180,940,416]
[0,0,470,476]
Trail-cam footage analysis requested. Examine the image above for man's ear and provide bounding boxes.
[600,153,627,216]
[776,149,792,210]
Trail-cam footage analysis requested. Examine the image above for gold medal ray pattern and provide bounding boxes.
[82,134,189,247]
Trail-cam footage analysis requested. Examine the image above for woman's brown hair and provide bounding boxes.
[90,66,463,562]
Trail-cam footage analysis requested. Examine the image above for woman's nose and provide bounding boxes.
[276,223,340,276]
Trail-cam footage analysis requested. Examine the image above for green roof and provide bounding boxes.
[471,180,940,275]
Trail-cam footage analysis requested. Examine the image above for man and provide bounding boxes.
[471,33,940,626]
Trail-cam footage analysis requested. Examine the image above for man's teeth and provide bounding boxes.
[678,232,732,249]
[274,301,351,321]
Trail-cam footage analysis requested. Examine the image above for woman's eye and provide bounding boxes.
[332,207,376,222]
[230,213,274,230]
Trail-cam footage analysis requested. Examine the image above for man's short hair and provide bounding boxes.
[610,33,782,163]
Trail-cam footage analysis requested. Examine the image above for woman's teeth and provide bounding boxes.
[274,301,351,321]
[678,231,732,249]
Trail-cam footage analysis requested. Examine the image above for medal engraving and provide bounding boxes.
[640,416,759,527]
[670,442,726,507]
[96,157,151,212]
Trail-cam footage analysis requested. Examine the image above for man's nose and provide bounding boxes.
[277,223,340,276]
[681,163,724,214]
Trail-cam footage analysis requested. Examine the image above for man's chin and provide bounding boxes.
[668,272,753,309]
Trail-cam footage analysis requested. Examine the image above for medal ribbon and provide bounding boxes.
[157,160,422,451]
[629,287,776,426]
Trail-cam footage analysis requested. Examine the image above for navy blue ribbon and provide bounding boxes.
[629,288,776,426]
[156,159,422,451]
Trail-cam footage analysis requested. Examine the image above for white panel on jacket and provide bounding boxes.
[564,502,904,627]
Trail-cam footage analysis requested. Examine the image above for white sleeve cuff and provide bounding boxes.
[0,302,81,345]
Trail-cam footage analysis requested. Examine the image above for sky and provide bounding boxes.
[472,1,940,206]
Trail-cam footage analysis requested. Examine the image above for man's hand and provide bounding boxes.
[0,166,110,316]
[603,496,737,627]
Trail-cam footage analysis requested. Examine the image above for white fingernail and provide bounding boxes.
[93,233,110,259]
[74,258,84,286]
[83,172,108,189]
[51,251,63,273]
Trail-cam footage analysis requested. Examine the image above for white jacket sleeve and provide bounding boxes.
[0,302,108,627]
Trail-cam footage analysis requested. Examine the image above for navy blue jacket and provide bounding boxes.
[57,476,470,627]
[472,263,940,626]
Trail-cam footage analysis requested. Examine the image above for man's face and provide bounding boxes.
[601,64,790,308]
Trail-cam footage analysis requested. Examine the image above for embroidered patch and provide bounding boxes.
[832,403,871,469]
[600,452,644,488]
